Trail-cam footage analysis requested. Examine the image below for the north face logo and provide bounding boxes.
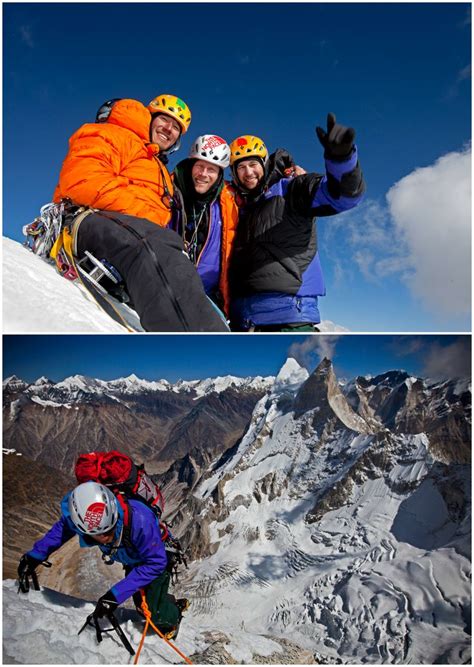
[84,502,106,530]
[202,136,226,152]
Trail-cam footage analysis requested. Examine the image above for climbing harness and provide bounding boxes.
[134,591,193,665]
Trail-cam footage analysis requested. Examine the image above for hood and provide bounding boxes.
[107,98,152,143]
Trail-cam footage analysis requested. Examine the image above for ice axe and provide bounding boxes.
[17,558,52,594]
[78,610,135,657]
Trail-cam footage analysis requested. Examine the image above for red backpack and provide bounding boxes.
[74,450,186,578]
[75,450,165,518]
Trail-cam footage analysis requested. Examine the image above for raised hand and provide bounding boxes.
[316,112,355,159]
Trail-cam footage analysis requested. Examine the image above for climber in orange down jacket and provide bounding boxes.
[53,95,228,332]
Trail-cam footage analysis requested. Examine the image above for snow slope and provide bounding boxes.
[3,237,125,333]
[3,580,196,665]
[3,580,310,665]
[3,237,348,332]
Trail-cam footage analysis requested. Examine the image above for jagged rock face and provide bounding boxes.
[345,373,471,464]
[159,389,261,473]
[294,358,375,435]
[380,378,426,426]
[294,358,334,419]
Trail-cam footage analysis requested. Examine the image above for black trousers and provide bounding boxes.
[76,212,228,332]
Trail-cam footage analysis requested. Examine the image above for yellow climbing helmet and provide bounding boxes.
[229,135,268,166]
[147,94,191,134]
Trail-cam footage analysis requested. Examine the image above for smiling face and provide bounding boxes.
[150,113,181,150]
[235,158,265,191]
[191,159,221,194]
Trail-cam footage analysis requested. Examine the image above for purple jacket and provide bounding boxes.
[28,495,167,604]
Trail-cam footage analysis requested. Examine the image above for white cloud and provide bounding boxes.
[461,8,471,27]
[390,336,426,358]
[387,147,471,316]
[457,64,471,82]
[19,25,34,48]
[288,335,341,370]
[322,199,410,285]
[322,147,471,319]
[421,337,471,380]
[446,64,471,99]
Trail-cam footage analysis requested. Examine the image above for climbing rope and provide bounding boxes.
[134,592,193,665]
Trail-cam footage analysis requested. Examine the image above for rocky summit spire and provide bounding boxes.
[294,358,375,434]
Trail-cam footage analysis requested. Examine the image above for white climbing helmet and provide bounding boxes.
[189,135,230,169]
[68,481,118,535]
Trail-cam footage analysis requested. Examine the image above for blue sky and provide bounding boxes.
[3,3,471,332]
[3,334,470,383]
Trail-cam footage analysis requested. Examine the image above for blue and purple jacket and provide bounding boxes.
[27,494,167,604]
[229,147,365,328]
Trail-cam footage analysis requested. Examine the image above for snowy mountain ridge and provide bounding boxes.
[3,371,274,405]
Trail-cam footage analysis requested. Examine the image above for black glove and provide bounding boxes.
[316,112,355,160]
[93,590,118,619]
[18,554,44,593]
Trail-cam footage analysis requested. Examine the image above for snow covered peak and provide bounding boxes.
[187,375,274,398]
[106,375,171,394]
[274,358,309,390]
[33,376,52,386]
[54,375,106,393]
[2,376,29,391]
[125,373,141,383]
[3,375,22,385]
